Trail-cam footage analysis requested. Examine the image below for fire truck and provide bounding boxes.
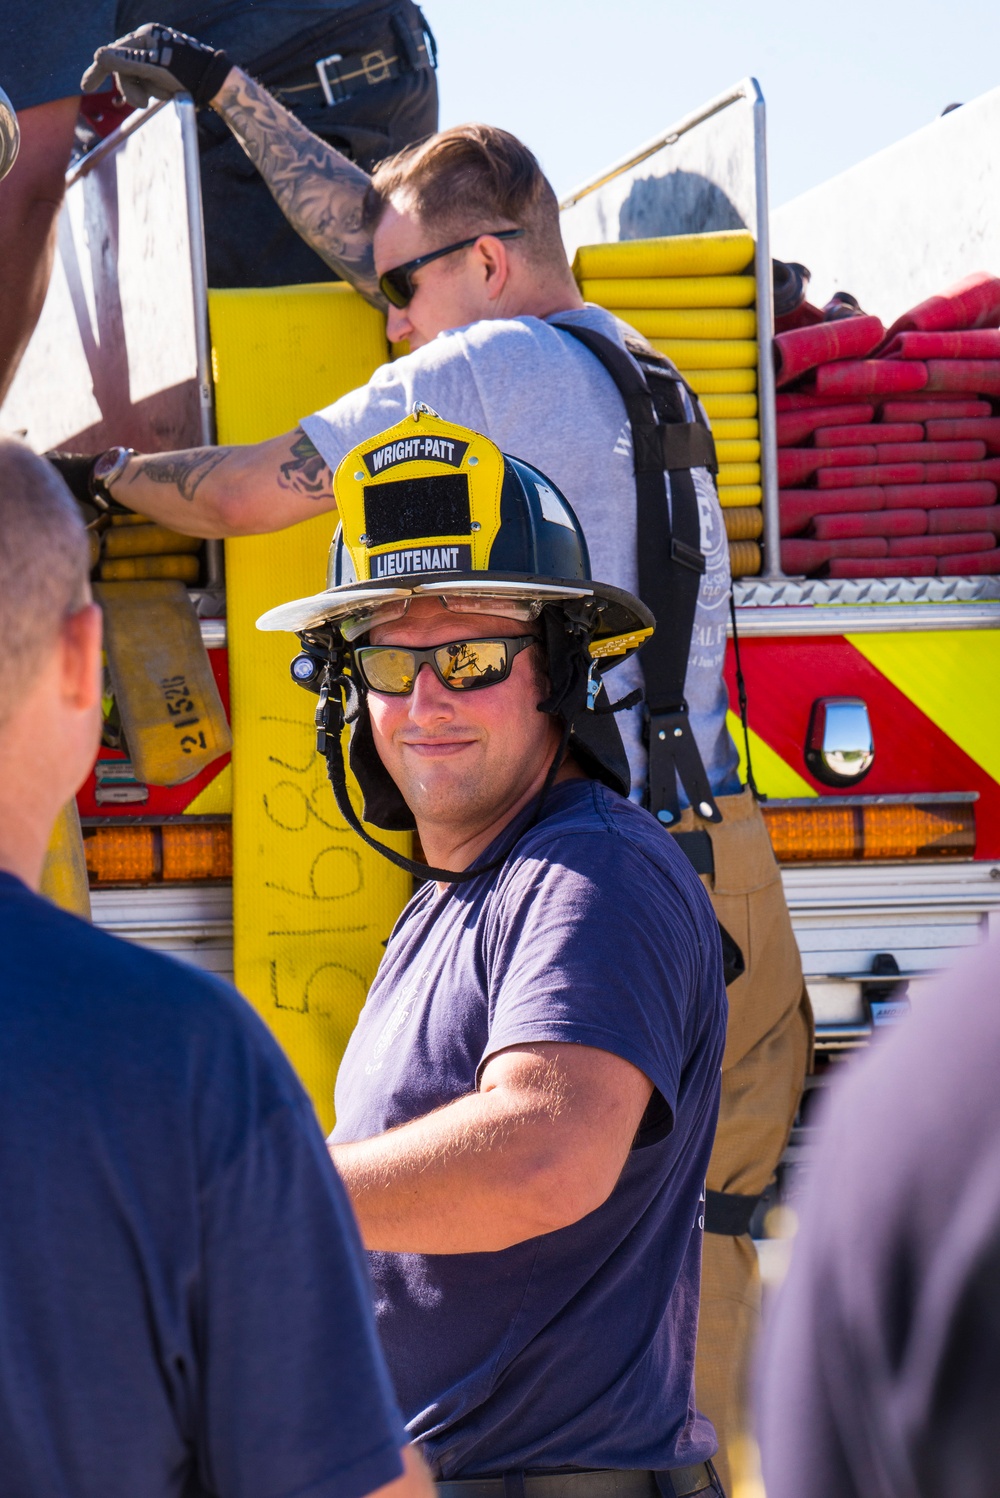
[4,80,999,1155]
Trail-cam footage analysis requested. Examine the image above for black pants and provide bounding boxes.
[196,0,438,287]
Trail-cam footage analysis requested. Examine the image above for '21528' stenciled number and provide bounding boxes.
[160,674,208,753]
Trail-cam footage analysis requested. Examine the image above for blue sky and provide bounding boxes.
[429,1,1000,209]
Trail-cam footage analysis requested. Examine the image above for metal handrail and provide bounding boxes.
[65,97,171,187]
[808,971,935,983]
[748,81,782,579]
[559,80,756,209]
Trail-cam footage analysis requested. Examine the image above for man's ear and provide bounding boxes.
[59,602,103,711]
[474,234,513,302]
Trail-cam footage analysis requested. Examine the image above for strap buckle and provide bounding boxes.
[314,684,331,754]
[315,47,395,105]
[315,52,345,105]
[315,47,395,103]
[586,660,601,711]
[647,708,722,826]
[670,537,706,574]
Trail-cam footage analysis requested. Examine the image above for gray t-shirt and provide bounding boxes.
[302,304,741,803]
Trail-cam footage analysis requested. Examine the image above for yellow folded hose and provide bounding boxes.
[702,393,758,420]
[109,512,152,526]
[613,307,757,340]
[571,233,767,536]
[40,799,92,919]
[717,461,761,488]
[711,419,759,441]
[724,507,765,541]
[100,555,200,582]
[580,275,756,310]
[104,524,202,558]
[210,280,410,1135]
[95,579,232,785]
[717,483,763,507]
[729,540,762,577]
[573,230,755,280]
[716,439,761,465]
[680,367,758,395]
[650,338,757,370]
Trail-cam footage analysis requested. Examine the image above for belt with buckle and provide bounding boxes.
[436,1465,715,1498]
[270,21,434,108]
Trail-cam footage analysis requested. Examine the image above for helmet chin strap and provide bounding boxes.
[316,669,573,885]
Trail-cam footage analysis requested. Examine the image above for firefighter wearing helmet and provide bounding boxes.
[258,408,729,1495]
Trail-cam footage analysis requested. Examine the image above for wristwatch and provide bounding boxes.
[90,446,137,513]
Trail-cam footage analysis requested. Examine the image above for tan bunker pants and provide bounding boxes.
[674,788,812,1494]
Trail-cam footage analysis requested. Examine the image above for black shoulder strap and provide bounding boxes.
[552,320,721,824]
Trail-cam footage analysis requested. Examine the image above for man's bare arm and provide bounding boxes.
[329,1043,654,1255]
[107,427,338,536]
[373,1446,434,1498]
[211,67,384,306]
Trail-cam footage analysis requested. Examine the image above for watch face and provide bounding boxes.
[94,446,127,482]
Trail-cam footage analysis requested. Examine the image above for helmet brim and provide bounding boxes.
[257,571,653,650]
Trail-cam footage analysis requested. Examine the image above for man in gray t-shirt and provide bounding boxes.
[57,30,738,802]
[300,309,739,799]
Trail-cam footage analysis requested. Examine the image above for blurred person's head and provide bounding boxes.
[365,124,583,349]
[0,436,102,886]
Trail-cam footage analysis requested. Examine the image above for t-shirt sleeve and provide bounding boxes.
[481,830,708,1123]
[300,334,490,473]
[196,1045,406,1498]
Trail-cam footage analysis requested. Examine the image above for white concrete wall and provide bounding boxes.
[771,87,1000,324]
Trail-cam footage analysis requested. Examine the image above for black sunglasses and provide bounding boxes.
[355,635,537,695]
[379,229,525,309]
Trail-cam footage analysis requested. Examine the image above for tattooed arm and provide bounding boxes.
[107,428,338,537]
[210,67,384,306]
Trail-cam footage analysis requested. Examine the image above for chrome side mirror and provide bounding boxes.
[805,697,874,786]
[0,87,19,183]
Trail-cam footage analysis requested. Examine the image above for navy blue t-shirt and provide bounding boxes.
[0,871,406,1498]
[332,779,728,1478]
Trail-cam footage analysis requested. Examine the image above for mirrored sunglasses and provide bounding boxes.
[354,635,538,695]
[379,228,525,309]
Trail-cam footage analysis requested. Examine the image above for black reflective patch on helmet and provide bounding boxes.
[363,474,471,546]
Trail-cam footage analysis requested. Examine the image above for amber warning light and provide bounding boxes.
[83,820,232,885]
[761,794,976,863]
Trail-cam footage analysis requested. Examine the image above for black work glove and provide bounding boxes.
[46,452,109,532]
[47,452,97,506]
[81,24,233,110]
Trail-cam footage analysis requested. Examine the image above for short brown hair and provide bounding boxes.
[365,124,568,272]
[0,436,90,725]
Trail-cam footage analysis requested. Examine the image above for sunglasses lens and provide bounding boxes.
[357,639,521,694]
[434,640,509,688]
[357,646,417,694]
[379,270,411,309]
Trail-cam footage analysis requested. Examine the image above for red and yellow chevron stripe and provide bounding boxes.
[724,631,1000,857]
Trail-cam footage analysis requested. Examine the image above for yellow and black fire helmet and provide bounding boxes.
[257,408,654,864]
[258,405,652,657]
